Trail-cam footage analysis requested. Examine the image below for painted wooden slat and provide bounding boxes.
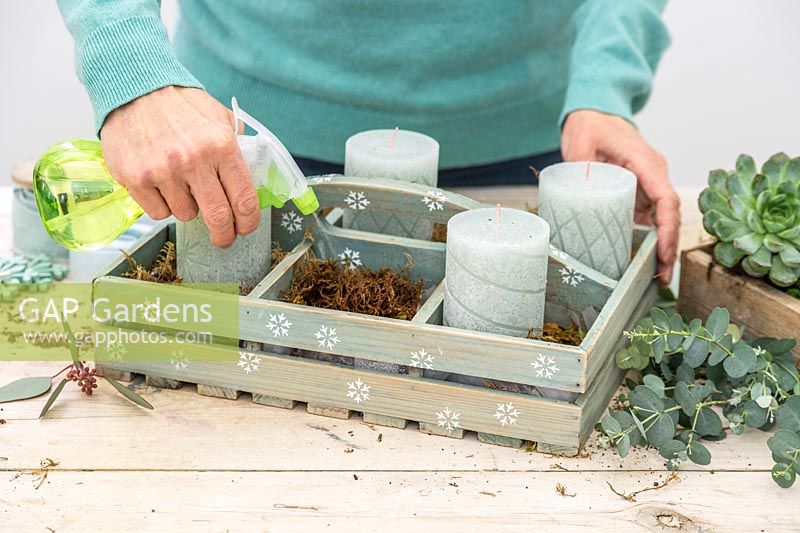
[412,281,445,324]
[576,283,659,442]
[93,271,586,391]
[249,239,314,300]
[311,176,485,225]
[97,343,583,447]
[309,217,446,289]
[581,228,658,387]
[237,297,586,392]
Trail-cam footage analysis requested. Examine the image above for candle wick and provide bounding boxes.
[496,203,501,231]
[585,162,591,181]
[389,126,399,149]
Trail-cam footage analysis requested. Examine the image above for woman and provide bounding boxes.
[57,0,679,283]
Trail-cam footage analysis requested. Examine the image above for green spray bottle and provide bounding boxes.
[33,98,319,251]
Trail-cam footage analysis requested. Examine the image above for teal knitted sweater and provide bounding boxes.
[57,0,669,168]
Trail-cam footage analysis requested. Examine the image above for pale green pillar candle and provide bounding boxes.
[176,212,271,290]
[538,162,636,280]
[343,129,439,239]
[444,207,550,337]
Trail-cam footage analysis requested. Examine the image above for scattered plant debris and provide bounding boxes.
[555,482,576,497]
[10,458,60,490]
[607,472,679,502]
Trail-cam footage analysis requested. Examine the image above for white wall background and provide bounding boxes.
[1,0,798,188]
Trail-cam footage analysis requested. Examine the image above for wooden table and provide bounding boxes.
[1,186,796,532]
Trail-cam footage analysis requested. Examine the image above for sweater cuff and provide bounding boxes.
[559,76,638,129]
[75,15,203,134]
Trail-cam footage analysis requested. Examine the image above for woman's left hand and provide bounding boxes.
[561,109,680,286]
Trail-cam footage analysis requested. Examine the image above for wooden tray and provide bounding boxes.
[95,177,657,454]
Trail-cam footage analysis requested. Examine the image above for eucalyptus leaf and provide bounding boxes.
[663,397,681,425]
[772,463,796,488]
[695,407,723,437]
[601,415,622,435]
[675,363,695,384]
[723,343,756,378]
[708,335,733,366]
[643,374,665,397]
[629,385,664,414]
[62,320,80,365]
[687,440,712,465]
[39,379,68,418]
[674,381,697,417]
[104,376,154,410]
[612,410,643,446]
[659,439,686,460]
[743,400,768,428]
[683,337,710,368]
[0,376,52,403]
[767,429,800,461]
[646,413,675,447]
[776,396,800,432]
[706,308,730,340]
[617,434,631,458]
[650,307,671,332]
[667,314,685,351]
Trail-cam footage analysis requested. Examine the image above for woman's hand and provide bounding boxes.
[100,86,260,248]
[561,109,680,286]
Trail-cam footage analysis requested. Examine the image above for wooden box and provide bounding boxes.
[678,245,800,362]
[95,177,657,454]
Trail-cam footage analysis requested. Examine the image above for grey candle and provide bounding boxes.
[538,162,636,280]
[444,207,550,337]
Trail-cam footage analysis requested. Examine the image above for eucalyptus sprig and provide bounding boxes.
[599,307,800,488]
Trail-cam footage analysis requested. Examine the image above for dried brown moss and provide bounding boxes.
[529,322,584,346]
[282,253,424,320]
[432,223,447,243]
[122,242,182,284]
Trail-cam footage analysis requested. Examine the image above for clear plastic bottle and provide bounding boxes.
[33,99,319,251]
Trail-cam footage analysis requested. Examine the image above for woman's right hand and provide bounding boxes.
[100,86,260,248]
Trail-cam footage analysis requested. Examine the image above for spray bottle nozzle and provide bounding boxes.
[232,98,319,216]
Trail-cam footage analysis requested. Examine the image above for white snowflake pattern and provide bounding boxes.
[315,325,340,350]
[337,248,363,270]
[104,342,128,361]
[309,175,333,184]
[410,348,435,369]
[531,354,559,380]
[346,378,371,404]
[436,406,462,433]
[280,211,303,234]
[344,191,370,210]
[237,351,261,374]
[142,298,160,323]
[493,402,520,427]
[559,266,585,287]
[421,190,447,211]
[170,349,188,371]
[267,313,292,337]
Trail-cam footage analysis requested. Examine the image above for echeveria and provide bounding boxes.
[700,153,800,287]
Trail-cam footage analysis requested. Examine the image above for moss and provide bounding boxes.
[281,252,424,320]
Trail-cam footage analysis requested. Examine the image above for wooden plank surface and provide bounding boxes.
[4,470,796,533]
[1,186,788,532]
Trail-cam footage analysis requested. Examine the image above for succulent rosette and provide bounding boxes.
[700,153,800,287]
